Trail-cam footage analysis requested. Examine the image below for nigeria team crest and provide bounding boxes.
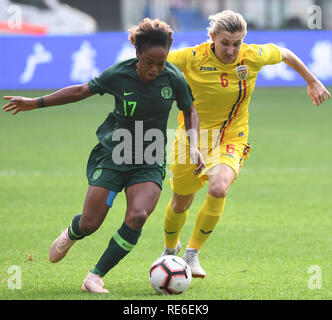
[92,168,102,180]
[235,65,248,81]
[161,86,172,99]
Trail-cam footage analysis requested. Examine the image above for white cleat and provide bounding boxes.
[161,241,182,257]
[182,249,206,278]
[82,271,109,294]
[49,228,76,263]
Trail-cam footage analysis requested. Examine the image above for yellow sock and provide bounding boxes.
[187,194,226,250]
[164,200,188,249]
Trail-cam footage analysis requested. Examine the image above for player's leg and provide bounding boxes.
[189,143,251,248]
[83,167,164,293]
[124,181,161,228]
[184,143,250,277]
[162,160,206,255]
[49,143,123,265]
[183,164,234,277]
[187,164,234,250]
[83,182,161,293]
[74,185,112,236]
[92,181,161,276]
[75,143,118,238]
[162,192,194,255]
[49,185,111,263]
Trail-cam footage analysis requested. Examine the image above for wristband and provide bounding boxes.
[37,96,46,108]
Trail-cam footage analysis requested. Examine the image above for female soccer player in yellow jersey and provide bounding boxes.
[161,10,331,278]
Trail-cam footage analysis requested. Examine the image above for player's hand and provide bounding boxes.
[189,147,205,175]
[2,96,38,115]
[307,80,331,106]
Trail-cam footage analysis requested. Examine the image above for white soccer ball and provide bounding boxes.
[149,255,192,295]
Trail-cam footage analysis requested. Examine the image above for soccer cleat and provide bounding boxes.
[82,271,109,294]
[160,241,182,257]
[182,249,206,278]
[49,228,76,263]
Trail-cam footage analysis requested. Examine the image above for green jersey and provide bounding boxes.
[88,58,193,168]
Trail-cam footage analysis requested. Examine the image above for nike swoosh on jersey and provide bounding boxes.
[124,91,134,96]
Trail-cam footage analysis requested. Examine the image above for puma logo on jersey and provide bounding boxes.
[200,66,217,71]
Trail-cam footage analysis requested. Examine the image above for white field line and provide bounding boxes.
[0,167,330,177]
[0,170,81,176]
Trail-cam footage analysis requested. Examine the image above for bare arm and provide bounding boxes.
[279,47,330,106]
[182,105,205,174]
[2,83,94,115]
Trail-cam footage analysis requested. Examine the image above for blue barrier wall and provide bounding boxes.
[0,30,331,89]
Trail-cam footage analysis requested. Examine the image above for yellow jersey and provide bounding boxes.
[168,42,282,147]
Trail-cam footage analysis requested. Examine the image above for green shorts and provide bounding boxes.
[86,143,166,192]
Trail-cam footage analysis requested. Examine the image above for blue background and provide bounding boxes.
[0,30,331,89]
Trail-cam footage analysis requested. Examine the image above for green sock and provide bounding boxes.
[92,222,141,277]
[68,214,85,240]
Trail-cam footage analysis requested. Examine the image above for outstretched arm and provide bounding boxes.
[2,83,94,115]
[279,47,330,106]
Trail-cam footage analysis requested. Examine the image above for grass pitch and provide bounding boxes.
[0,87,331,300]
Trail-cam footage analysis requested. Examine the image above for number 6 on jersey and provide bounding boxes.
[220,73,228,87]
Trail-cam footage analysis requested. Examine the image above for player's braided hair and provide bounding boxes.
[128,18,174,54]
[208,10,247,38]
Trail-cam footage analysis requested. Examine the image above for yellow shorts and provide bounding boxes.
[169,140,251,195]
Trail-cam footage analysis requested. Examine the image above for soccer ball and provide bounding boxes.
[149,255,192,295]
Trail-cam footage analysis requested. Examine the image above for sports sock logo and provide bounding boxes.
[200,229,212,235]
[164,228,176,234]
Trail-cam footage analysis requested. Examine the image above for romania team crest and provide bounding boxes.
[235,65,248,81]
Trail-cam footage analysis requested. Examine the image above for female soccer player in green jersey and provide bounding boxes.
[2,18,204,293]
[161,10,331,278]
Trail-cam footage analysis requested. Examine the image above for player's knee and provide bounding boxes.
[172,194,194,212]
[172,199,190,212]
[208,164,235,198]
[126,209,148,229]
[208,180,229,198]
